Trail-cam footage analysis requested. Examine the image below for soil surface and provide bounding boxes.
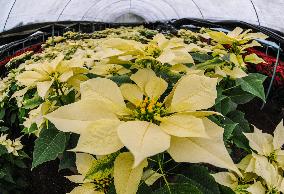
[24,159,75,194]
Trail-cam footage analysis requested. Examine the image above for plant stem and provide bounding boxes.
[147,158,157,163]
[222,85,238,92]
[163,159,173,165]
[158,154,172,194]
[166,163,182,173]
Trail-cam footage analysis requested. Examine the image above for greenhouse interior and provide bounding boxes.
[0,0,284,194]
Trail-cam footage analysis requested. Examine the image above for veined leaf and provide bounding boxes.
[32,124,69,169]
[183,165,221,194]
[59,133,79,171]
[191,53,213,63]
[227,110,251,133]
[22,93,43,109]
[59,151,76,171]
[215,95,237,115]
[225,87,254,104]
[109,75,132,86]
[223,119,238,141]
[22,123,38,135]
[235,73,266,102]
[227,110,251,150]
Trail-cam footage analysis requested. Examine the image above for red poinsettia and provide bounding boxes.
[0,43,42,67]
[246,48,284,86]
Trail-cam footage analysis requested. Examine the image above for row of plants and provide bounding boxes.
[0,26,283,194]
[0,43,42,68]
[247,48,284,86]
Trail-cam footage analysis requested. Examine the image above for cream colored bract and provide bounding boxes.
[45,68,239,175]
[213,120,284,194]
[16,54,88,99]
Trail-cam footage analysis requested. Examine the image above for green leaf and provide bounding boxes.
[219,185,235,194]
[32,124,69,169]
[222,119,238,141]
[22,93,42,109]
[0,126,9,132]
[106,184,116,194]
[0,109,5,120]
[0,168,6,179]
[59,151,76,171]
[22,123,38,135]
[173,165,220,194]
[154,183,202,194]
[232,126,250,151]
[191,53,213,63]
[109,75,132,86]
[13,159,27,168]
[0,145,8,156]
[137,183,153,194]
[85,152,119,180]
[10,113,16,124]
[0,166,14,183]
[17,150,30,159]
[61,90,76,105]
[225,87,254,104]
[196,58,225,70]
[215,95,237,115]
[227,110,251,133]
[182,165,220,194]
[59,133,79,171]
[227,111,251,150]
[235,73,267,102]
[18,108,27,122]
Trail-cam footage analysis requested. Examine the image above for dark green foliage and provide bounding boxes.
[32,124,69,169]
[109,75,132,86]
[236,73,267,102]
[191,52,214,63]
[22,93,43,109]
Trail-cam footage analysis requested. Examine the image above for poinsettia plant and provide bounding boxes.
[0,26,283,194]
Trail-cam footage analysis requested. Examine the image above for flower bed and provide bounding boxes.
[0,26,283,194]
[0,43,42,68]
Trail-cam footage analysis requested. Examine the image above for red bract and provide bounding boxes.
[0,43,42,67]
[247,48,284,86]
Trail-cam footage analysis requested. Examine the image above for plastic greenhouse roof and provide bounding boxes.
[0,0,284,32]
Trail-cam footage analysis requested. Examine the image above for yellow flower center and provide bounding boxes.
[106,67,119,75]
[50,72,60,79]
[268,151,277,163]
[144,43,162,58]
[132,97,167,123]
[92,176,113,193]
[229,42,241,55]
[135,57,164,71]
